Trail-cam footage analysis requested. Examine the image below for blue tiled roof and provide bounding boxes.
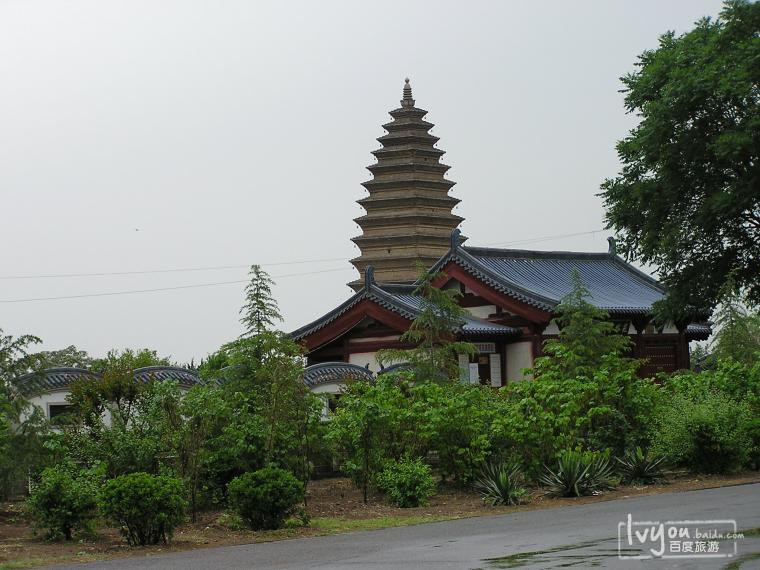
[15,367,99,396]
[303,362,374,388]
[428,242,665,314]
[132,366,202,387]
[16,365,202,396]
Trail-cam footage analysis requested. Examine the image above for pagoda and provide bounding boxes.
[348,79,463,290]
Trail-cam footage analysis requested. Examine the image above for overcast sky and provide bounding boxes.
[1,0,724,364]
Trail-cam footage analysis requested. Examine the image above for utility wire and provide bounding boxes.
[0,267,354,304]
[0,257,349,281]
[0,228,607,281]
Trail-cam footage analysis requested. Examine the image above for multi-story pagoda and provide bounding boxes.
[348,79,463,290]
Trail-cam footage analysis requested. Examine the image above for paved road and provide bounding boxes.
[56,483,760,569]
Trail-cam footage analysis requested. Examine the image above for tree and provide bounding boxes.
[0,328,47,498]
[710,277,760,365]
[240,265,282,337]
[377,267,475,382]
[30,346,93,370]
[532,271,635,381]
[221,332,320,483]
[600,0,760,313]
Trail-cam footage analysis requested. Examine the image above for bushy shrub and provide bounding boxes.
[490,373,660,481]
[616,447,667,484]
[651,393,751,474]
[100,472,186,546]
[227,466,304,530]
[475,460,529,506]
[412,382,498,487]
[375,458,436,508]
[27,465,97,540]
[540,450,615,497]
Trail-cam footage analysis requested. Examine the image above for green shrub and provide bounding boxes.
[227,466,304,530]
[375,458,436,508]
[475,460,529,506]
[616,447,667,484]
[100,472,186,546]
[652,393,751,474]
[27,465,97,540]
[540,450,615,497]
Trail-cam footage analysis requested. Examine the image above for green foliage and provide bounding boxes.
[492,371,660,480]
[378,267,474,383]
[710,279,760,366]
[29,345,93,370]
[328,377,498,495]
[100,472,186,546]
[240,264,283,337]
[375,458,436,508]
[227,466,305,530]
[651,392,751,474]
[220,332,318,481]
[0,328,47,499]
[475,460,529,506]
[327,378,407,503]
[540,450,615,498]
[489,273,656,478]
[600,0,760,311]
[616,447,668,484]
[532,271,636,382]
[584,451,617,492]
[412,382,496,487]
[90,348,170,374]
[27,464,98,540]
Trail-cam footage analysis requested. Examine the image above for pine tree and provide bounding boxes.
[533,270,634,380]
[377,266,474,382]
[240,265,283,337]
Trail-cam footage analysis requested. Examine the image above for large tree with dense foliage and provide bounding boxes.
[600,0,760,314]
[0,328,50,498]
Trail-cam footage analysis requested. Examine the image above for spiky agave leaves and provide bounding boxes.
[616,447,668,484]
[475,460,529,506]
[540,450,617,497]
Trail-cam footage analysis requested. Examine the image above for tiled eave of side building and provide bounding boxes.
[290,266,521,352]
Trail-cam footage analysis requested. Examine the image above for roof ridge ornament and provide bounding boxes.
[364,265,375,292]
[450,228,461,252]
[401,77,415,107]
[607,236,617,256]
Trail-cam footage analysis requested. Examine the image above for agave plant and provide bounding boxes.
[585,453,617,492]
[540,450,618,497]
[540,450,591,497]
[475,460,529,506]
[616,447,668,484]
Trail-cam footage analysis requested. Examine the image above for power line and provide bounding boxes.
[0,267,354,304]
[482,228,606,248]
[0,257,349,281]
[0,228,608,281]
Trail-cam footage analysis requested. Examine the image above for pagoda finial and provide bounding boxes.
[401,77,415,107]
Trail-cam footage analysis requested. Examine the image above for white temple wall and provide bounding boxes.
[506,342,534,381]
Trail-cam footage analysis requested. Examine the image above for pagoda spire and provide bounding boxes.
[348,78,464,290]
[401,78,414,107]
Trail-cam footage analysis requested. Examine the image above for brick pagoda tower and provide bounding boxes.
[348,79,463,290]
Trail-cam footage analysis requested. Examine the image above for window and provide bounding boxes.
[48,404,73,422]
